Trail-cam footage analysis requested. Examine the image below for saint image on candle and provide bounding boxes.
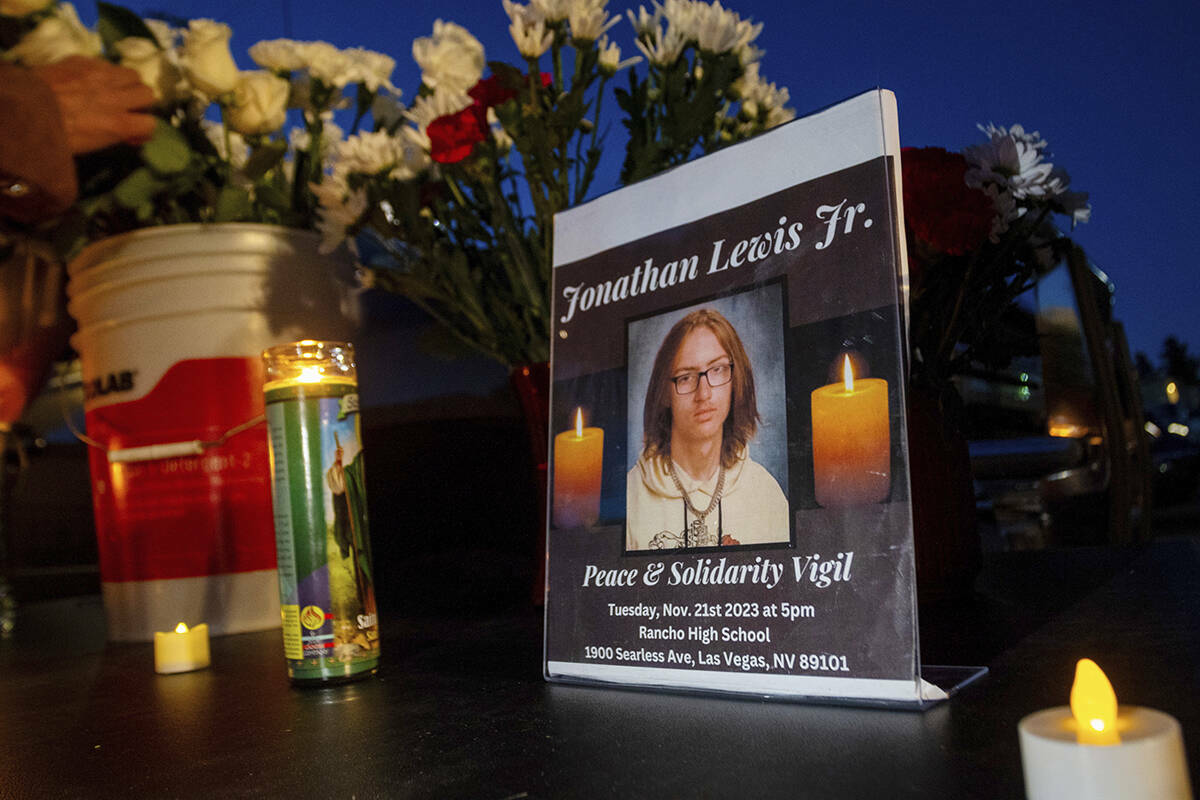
[810,355,890,507]
[1019,658,1193,800]
[553,408,604,529]
[626,308,789,551]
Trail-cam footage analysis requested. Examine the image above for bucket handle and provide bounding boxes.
[64,399,265,464]
[52,362,266,463]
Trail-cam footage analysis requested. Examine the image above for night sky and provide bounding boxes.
[81,0,1200,361]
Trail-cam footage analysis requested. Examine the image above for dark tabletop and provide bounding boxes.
[1,537,1198,799]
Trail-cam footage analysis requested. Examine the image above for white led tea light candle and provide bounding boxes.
[1018,659,1192,799]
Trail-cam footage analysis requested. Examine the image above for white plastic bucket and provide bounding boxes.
[68,224,359,641]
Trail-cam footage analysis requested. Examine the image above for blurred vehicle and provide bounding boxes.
[1142,408,1200,506]
[958,243,1152,551]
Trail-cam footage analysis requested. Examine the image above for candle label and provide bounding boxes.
[265,382,380,682]
[541,91,968,706]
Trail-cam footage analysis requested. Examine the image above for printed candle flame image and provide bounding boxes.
[553,408,604,528]
[810,355,890,506]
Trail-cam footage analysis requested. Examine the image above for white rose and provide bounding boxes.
[143,18,178,49]
[0,0,54,17]
[181,19,239,97]
[226,70,290,135]
[4,3,101,66]
[115,36,185,103]
[411,20,484,93]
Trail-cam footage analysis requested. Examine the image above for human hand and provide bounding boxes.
[32,56,156,154]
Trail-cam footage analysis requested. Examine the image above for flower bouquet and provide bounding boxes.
[901,123,1091,403]
[309,0,795,367]
[1,0,401,257]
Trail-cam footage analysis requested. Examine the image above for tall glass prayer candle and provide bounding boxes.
[810,356,890,506]
[263,341,379,685]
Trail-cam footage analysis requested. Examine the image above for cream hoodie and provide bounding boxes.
[626,449,790,551]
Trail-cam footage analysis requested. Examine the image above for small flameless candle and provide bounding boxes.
[154,622,211,674]
[1019,659,1193,800]
[810,356,890,506]
[553,408,604,528]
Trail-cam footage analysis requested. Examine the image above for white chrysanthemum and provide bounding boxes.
[329,130,419,180]
[731,63,792,129]
[964,123,1066,201]
[289,120,344,157]
[505,1,555,58]
[569,1,620,43]
[597,36,641,75]
[412,20,484,93]
[736,41,763,66]
[371,92,406,130]
[659,0,699,41]
[626,4,657,35]
[249,39,307,72]
[312,174,368,253]
[396,124,434,164]
[340,47,398,92]
[530,0,573,23]
[978,183,1018,242]
[731,13,762,52]
[1056,190,1091,226]
[764,104,794,128]
[201,120,249,169]
[402,87,473,147]
[635,23,688,66]
[299,41,394,92]
[487,107,514,152]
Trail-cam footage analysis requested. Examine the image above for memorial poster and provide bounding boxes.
[544,90,946,705]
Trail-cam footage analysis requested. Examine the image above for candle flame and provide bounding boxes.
[175,622,189,634]
[1070,658,1120,745]
[575,408,584,437]
[298,365,323,383]
[842,355,854,392]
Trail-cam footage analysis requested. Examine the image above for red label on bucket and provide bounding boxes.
[85,357,277,582]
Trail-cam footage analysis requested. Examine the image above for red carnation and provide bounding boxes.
[427,106,487,164]
[468,75,518,109]
[901,147,994,256]
[428,72,552,164]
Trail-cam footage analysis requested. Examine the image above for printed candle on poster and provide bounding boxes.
[811,356,890,506]
[553,408,604,528]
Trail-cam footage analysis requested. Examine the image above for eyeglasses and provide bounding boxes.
[670,363,733,395]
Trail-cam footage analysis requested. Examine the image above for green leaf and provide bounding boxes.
[113,167,164,209]
[488,61,525,92]
[254,183,290,214]
[97,2,159,52]
[214,186,253,221]
[142,122,193,175]
[242,141,288,181]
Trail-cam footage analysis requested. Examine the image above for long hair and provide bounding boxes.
[641,308,759,469]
